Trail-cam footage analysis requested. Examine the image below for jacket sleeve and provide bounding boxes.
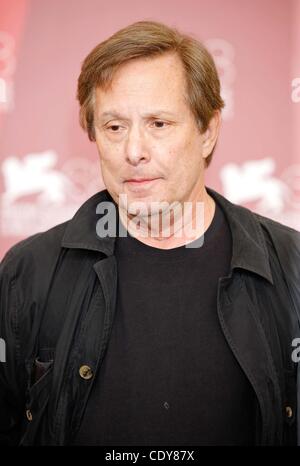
[264,222,300,445]
[0,250,25,445]
[268,223,300,323]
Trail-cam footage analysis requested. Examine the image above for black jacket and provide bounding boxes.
[1,186,300,446]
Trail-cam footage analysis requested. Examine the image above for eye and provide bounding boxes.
[152,120,168,128]
[107,124,121,132]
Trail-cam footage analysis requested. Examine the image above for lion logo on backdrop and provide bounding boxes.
[220,157,300,230]
[0,150,100,236]
[2,150,73,204]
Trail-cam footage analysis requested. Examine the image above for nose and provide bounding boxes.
[125,125,150,166]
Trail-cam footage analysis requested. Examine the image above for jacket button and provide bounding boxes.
[79,365,93,380]
[26,409,33,421]
[286,406,293,418]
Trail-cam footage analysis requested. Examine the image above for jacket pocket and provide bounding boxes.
[20,351,54,445]
[31,357,53,386]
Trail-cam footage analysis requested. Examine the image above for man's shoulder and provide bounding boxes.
[226,203,300,316]
[209,186,300,247]
[1,189,111,272]
[0,220,70,275]
[233,202,300,265]
[252,210,300,248]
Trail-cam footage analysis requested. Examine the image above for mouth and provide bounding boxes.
[124,178,161,191]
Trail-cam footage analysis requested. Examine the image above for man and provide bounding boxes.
[0,20,300,446]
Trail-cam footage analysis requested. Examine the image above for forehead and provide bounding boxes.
[94,53,189,114]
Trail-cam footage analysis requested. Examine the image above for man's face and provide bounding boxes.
[94,52,211,216]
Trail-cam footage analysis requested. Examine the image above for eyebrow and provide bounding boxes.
[97,110,177,120]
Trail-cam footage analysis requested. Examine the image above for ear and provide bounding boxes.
[201,110,222,160]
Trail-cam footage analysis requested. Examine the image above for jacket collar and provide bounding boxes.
[61,189,117,256]
[206,187,273,285]
[61,186,273,285]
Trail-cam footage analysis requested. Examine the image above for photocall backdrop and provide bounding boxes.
[0,0,299,259]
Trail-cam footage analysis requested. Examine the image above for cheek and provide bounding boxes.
[97,151,120,189]
[165,139,191,169]
[97,141,121,170]
[167,139,202,180]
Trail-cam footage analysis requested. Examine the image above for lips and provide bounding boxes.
[126,178,157,183]
[124,177,160,190]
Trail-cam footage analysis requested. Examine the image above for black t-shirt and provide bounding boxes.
[73,200,257,446]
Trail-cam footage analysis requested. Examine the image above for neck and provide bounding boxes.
[118,188,216,250]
